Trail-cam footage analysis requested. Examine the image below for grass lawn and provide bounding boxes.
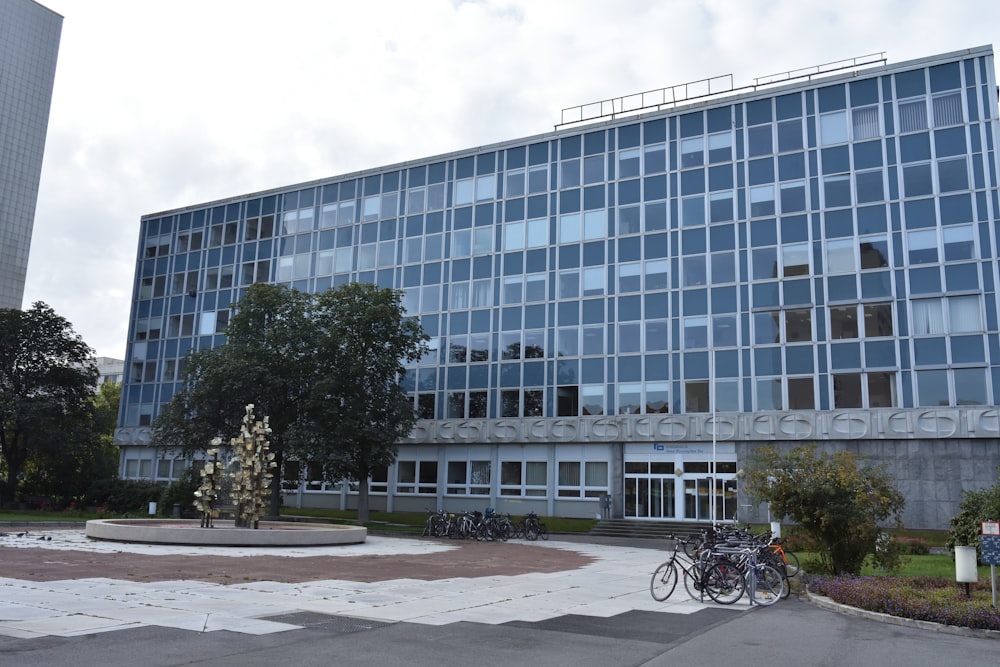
[279,507,598,534]
[0,509,95,523]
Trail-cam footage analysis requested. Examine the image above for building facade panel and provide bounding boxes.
[0,0,61,309]
[116,46,1000,529]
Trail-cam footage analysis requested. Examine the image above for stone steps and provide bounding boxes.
[588,519,715,540]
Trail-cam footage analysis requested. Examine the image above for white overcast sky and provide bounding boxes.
[22,0,1000,360]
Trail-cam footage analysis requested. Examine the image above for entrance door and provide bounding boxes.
[624,463,676,519]
[683,475,738,521]
[624,444,738,522]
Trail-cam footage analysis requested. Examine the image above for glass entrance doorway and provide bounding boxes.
[624,443,738,522]
[624,470,676,518]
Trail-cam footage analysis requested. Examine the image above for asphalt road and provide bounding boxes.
[2,597,996,667]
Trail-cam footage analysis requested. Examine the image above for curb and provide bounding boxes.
[804,588,1000,640]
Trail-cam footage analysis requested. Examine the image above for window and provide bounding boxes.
[506,169,525,197]
[646,382,669,413]
[868,372,897,407]
[826,239,856,274]
[932,92,963,127]
[559,213,581,243]
[785,309,812,342]
[683,316,708,348]
[500,461,547,497]
[782,243,809,276]
[912,296,982,335]
[618,383,642,414]
[898,99,928,133]
[788,377,814,409]
[756,378,782,410]
[907,229,937,264]
[916,369,949,407]
[851,106,880,140]
[395,460,438,494]
[680,138,703,167]
[708,133,732,163]
[557,461,608,498]
[830,306,858,339]
[834,373,862,408]
[750,185,775,217]
[685,381,710,412]
[581,385,604,415]
[560,159,580,189]
[943,225,975,261]
[863,302,894,337]
[819,111,848,145]
[618,148,640,177]
[446,460,491,495]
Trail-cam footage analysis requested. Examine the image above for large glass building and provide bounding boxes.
[0,0,61,309]
[116,46,1000,529]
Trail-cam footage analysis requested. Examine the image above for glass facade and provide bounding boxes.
[0,0,61,309]
[116,47,1000,527]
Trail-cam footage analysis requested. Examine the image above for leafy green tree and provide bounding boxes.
[26,380,121,504]
[745,444,906,575]
[152,283,314,516]
[301,283,428,523]
[0,302,98,505]
[948,468,1000,555]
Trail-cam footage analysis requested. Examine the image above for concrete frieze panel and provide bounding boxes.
[653,417,689,441]
[706,415,737,440]
[969,408,1000,436]
[882,410,912,437]
[915,410,959,438]
[490,421,521,441]
[829,412,870,439]
[776,413,814,439]
[590,417,626,440]
[749,414,775,438]
[549,419,579,441]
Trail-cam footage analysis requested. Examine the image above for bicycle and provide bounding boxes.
[523,511,548,541]
[651,535,743,604]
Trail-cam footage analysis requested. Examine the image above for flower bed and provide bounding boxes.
[809,576,1000,631]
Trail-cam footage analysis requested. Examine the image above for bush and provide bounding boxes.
[83,478,163,514]
[158,465,201,517]
[810,576,1000,631]
[892,536,931,555]
[745,445,906,575]
[948,468,1000,557]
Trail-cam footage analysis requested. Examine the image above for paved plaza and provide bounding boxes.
[1,526,997,666]
[0,528,726,638]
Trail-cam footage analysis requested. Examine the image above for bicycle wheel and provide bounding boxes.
[704,561,745,605]
[650,561,678,601]
[525,522,539,541]
[750,564,785,606]
[682,564,706,600]
[538,524,549,540]
[782,550,800,578]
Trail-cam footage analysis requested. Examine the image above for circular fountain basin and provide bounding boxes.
[85,519,366,546]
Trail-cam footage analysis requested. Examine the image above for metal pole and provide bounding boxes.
[711,379,717,529]
[992,564,997,608]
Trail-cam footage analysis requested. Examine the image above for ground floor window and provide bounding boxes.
[499,460,547,497]
[395,460,438,494]
[557,460,608,498]
[446,460,491,495]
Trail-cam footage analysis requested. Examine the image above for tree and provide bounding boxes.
[745,444,905,575]
[27,380,120,504]
[948,468,1000,555]
[152,284,314,516]
[301,283,428,523]
[0,302,98,505]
